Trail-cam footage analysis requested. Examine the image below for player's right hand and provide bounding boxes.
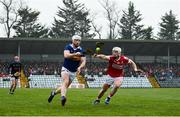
[14,72,20,77]
[71,52,82,61]
[77,67,81,75]
[9,74,13,77]
[74,52,81,56]
[135,69,144,73]
[93,54,98,58]
[134,69,144,76]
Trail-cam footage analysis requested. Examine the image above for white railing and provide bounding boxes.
[0,77,20,88]
[0,75,152,88]
[86,75,152,88]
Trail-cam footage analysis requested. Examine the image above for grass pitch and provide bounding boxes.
[0,88,180,116]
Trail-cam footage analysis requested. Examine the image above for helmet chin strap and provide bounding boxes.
[74,45,78,48]
[72,43,79,48]
[114,55,119,59]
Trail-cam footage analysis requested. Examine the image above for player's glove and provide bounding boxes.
[14,72,21,77]
[9,74,13,77]
[93,54,98,57]
[134,69,144,76]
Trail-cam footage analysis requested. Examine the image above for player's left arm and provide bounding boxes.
[128,59,138,72]
[77,56,86,74]
[128,59,143,72]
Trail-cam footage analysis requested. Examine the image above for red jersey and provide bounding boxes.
[107,55,129,77]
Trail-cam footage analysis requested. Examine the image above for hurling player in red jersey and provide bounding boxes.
[93,47,140,105]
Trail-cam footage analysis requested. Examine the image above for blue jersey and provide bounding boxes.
[63,44,85,72]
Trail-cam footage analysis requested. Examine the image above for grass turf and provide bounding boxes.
[0,88,180,116]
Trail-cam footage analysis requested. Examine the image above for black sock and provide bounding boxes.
[9,85,13,92]
[12,88,15,92]
[61,96,66,100]
[52,91,56,96]
[12,90,14,92]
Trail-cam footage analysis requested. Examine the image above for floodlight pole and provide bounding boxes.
[89,54,92,72]
[18,42,21,58]
[167,46,170,69]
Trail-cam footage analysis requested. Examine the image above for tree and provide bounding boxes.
[176,31,180,40]
[118,1,146,40]
[99,0,119,39]
[13,6,49,38]
[51,0,93,39]
[0,0,22,38]
[131,26,154,40]
[141,26,154,40]
[158,10,179,40]
[91,21,102,39]
[90,14,102,39]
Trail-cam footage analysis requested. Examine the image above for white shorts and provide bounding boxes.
[105,75,124,85]
[61,67,76,81]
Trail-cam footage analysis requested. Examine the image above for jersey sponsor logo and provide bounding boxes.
[112,63,123,70]
[114,59,124,64]
[116,61,123,64]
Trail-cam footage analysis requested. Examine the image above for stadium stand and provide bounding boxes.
[0,38,180,88]
[155,77,180,88]
[0,75,152,88]
[29,75,84,88]
[0,77,20,88]
[29,75,61,88]
[87,75,152,88]
[1,61,180,77]
[0,61,180,88]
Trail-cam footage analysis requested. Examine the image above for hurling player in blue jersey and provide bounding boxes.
[48,35,86,106]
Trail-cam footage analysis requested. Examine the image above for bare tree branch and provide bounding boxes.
[91,21,102,39]
[0,0,23,38]
[99,0,120,39]
[90,13,102,39]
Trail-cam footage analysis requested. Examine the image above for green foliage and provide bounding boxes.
[158,10,179,40]
[118,2,153,40]
[51,0,94,39]
[13,6,49,38]
[141,26,154,40]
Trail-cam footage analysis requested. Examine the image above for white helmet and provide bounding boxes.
[14,56,20,62]
[72,35,81,40]
[112,47,121,54]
